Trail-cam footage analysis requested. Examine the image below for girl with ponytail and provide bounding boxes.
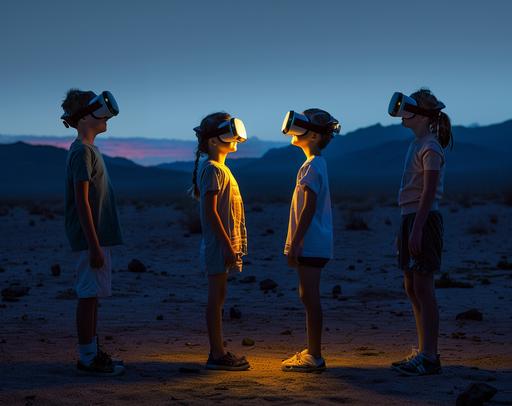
[391,88,452,376]
[191,112,249,371]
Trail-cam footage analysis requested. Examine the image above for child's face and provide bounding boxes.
[401,115,428,133]
[79,114,108,135]
[290,131,319,148]
[208,138,238,154]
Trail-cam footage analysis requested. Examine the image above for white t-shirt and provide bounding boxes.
[284,155,333,259]
[398,134,445,215]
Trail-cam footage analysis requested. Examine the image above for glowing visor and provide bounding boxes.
[61,91,119,128]
[388,92,445,119]
[281,110,341,136]
[197,118,248,143]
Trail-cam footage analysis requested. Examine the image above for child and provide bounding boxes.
[388,88,453,376]
[280,109,340,372]
[62,89,125,376]
[191,112,250,371]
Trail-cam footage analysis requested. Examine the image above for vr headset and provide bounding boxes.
[281,110,341,137]
[61,91,119,128]
[194,118,247,143]
[388,92,445,119]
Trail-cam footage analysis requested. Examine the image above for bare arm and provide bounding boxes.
[203,191,237,266]
[288,186,317,265]
[409,170,440,255]
[75,181,104,268]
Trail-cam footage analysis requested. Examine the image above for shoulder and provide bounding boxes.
[420,136,444,157]
[200,160,225,179]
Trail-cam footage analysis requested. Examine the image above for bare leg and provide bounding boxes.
[413,272,439,358]
[77,297,97,345]
[297,265,323,358]
[404,271,423,352]
[206,273,228,359]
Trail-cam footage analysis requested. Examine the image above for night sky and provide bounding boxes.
[1,0,511,140]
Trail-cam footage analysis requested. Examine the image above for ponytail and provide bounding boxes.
[437,111,453,150]
[412,88,454,150]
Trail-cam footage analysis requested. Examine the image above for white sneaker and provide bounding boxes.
[281,349,326,372]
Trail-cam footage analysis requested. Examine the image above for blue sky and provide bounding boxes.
[0,0,511,140]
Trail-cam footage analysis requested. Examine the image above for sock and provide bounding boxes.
[420,352,437,363]
[79,340,98,365]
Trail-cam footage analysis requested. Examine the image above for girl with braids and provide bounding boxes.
[280,108,340,372]
[389,88,453,376]
[191,112,249,371]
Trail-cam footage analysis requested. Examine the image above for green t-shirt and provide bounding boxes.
[65,139,123,251]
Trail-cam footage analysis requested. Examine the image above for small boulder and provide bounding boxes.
[229,306,241,319]
[456,383,497,406]
[456,309,483,321]
[51,264,61,277]
[242,338,255,346]
[259,278,278,291]
[2,286,30,302]
[128,259,147,273]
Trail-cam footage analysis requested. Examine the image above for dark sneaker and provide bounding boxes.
[391,348,418,369]
[206,352,250,371]
[77,355,125,376]
[97,348,124,366]
[395,353,442,376]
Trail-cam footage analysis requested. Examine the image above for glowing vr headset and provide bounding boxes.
[388,92,445,119]
[194,118,247,143]
[281,111,341,137]
[61,91,119,128]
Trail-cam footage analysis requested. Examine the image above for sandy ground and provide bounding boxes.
[1,198,511,405]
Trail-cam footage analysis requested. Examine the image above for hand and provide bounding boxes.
[408,227,423,257]
[287,244,300,268]
[223,244,237,268]
[89,246,105,269]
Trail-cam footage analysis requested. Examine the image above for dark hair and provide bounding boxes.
[303,108,338,150]
[410,88,453,149]
[61,88,96,128]
[190,112,231,199]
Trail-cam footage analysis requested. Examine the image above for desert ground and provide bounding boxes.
[1,196,511,405]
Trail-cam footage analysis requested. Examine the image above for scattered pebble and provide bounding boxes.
[128,259,147,273]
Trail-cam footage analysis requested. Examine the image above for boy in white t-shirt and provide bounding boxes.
[280,108,340,372]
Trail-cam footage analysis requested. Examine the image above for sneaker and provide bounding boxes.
[206,352,250,371]
[395,353,442,376]
[391,347,419,369]
[77,354,125,376]
[281,349,326,373]
[97,348,124,366]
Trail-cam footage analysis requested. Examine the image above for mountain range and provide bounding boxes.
[1,120,510,200]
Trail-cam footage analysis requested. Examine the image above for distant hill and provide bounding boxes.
[0,142,190,200]
[0,135,287,166]
[1,120,510,200]
[159,120,512,198]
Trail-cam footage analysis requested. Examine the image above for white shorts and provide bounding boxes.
[75,247,112,298]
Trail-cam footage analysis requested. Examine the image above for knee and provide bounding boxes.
[404,279,416,301]
[298,288,318,307]
[413,282,434,301]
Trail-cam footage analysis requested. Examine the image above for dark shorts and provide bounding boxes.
[298,256,330,268]
[397,211,443,274]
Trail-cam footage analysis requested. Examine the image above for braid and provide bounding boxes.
[190,148,202,200]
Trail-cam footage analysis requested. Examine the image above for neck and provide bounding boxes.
[209,150,228,165]
[413,125,430,138]
[77,128,97,145]
[301,144,321,160]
